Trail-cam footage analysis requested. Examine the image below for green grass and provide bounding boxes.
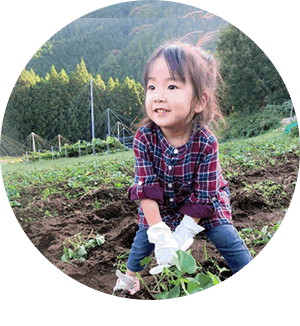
[1,150,134,173]
[219,129,299,172]
[1,150,135,204]
[1,129,299,207]
[2,129,297,175]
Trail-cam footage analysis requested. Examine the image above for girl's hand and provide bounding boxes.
[147,222,179,266]
[173,215,205,251]
[113,270,140,295]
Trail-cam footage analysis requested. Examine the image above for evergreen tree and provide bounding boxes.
[49,65,59,82]
[29,69,41,83]
[69,59,92,141]
[3,69,37,141]
[216,25,290,114]
[70,59,92,85]
[59,69,69,84]
[94,73,106,91]
[18,69,37,88]
[107,77,116,91]
[121,76,143,120]
[45,72,50,81]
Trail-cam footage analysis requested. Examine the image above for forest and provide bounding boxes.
[1,0,291,149]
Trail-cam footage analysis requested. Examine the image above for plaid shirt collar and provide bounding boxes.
[154,123,197,156]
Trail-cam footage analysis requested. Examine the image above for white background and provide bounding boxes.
[1,1,299,325]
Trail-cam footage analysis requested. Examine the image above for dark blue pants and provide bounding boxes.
[127,224,252,274]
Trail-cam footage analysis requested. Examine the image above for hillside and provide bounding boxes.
[26,0,228,83]
[3,1,290,146]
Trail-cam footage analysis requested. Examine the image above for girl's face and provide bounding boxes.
[145,57,203,136]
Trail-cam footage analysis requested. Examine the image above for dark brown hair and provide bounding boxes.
[134,41,225,131]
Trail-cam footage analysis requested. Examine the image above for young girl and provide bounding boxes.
[113,41,252,295]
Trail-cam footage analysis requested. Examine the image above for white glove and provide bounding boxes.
[113,270,140,295]
[173,215,205,251]
[147,222,179,274]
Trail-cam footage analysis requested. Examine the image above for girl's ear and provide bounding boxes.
[193,92,208,113]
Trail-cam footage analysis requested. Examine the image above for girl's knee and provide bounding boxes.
[205,224,252,273]
[205,224,241,247]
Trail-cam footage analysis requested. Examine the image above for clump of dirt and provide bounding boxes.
[12,152,299,299]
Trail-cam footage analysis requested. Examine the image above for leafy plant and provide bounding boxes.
[113,251,130,273]
[61,231,105,262]
[242,180,288,208]
[60,137,127,158]
[139,250,221,299]
[238,221,281,256]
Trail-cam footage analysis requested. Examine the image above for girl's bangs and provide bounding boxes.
[143,45,188,86]
[163,47,187,83]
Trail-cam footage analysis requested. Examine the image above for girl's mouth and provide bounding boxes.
[155,109,169,113]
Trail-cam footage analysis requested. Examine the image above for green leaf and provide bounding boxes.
[140,256,152,267]
[114,183,123,189]
[173,268,183,278]
[195,273,212,287]
[218,267,230,274]
[261,225,268,235]
[61,253,68,262]
[241,228,253,233]
[68,248,75,259]
[10,200,22,207]
[167,285,181,299]
[154,292,168,300]
[174,279,181,286]
[186,279,202,294]
[160,282,168,292]
[173,250,197,274]
[77,245,87,258]
[85,239,96,250]
[207,272,221,285]
[96,235,105,246]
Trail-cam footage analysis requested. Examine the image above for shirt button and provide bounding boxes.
[138,181,143,186]
[168,165,172,170]
[211,196,217,201]
[174,149,178,154]
[168,183,172,188]
[169,198,174,202]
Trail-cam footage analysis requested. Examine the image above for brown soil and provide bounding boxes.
[12,152,299,300]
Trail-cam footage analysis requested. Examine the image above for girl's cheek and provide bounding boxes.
[145,94,153,105]
[145,98,151,111]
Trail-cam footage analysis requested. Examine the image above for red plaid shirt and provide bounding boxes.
[128,122,232,230]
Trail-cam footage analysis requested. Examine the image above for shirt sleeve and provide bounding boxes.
[179,138,220,218]
[128,129,164,204]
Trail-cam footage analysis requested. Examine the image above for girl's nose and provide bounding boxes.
[153,90,166,102]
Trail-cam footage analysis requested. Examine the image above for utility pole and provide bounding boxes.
[107,108,110,154]
[58,134,61,152]
[32,132,36,152]
[123,127,125,147]
[90,78,95,155]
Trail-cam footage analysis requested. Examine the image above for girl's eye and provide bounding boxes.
[148,85,155,90]
[168,85,178,90]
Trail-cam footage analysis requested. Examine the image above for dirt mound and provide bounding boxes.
[13,152,298,299]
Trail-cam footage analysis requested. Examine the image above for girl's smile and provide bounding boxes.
[145,57,203,142]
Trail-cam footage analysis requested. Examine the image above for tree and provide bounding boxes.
[94,73,106,91]
[49,65,59,82]
[3,69,38,141]
[70,59,92,86]
[216,25,290,114]
[121,76,143,119]
[17,69,37,88]
[59,68,69,84]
